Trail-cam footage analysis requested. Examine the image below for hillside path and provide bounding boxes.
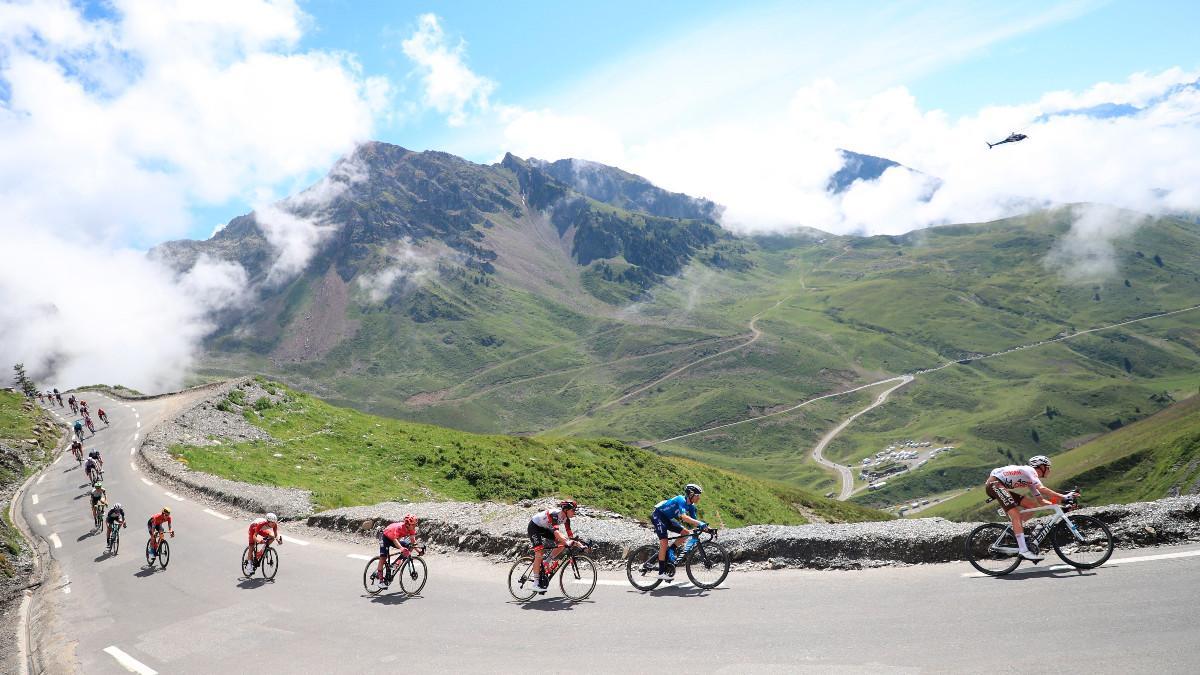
[812,375,914,499]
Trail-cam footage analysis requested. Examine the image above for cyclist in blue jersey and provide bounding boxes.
[651,483,708,581]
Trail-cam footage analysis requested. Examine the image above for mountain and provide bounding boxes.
[159,142,1200,507]
[825,149,939,197]
[523,156,721,221]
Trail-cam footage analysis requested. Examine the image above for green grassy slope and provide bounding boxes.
[1,391,57,577]
[923,393,1200,521]
[172,381,889,526]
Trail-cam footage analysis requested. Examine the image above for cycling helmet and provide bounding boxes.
[162,506,171,515]
[1028,455,1051,469]
[265,512,278,523]
[93,481,102,489]
[403,513,418,525]
[684,483,703,496]
[558,500,578,511]
[113,503,123,510]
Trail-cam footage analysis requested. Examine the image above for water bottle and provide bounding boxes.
[666,547,676,564]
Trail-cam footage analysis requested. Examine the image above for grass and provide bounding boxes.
[171,381,889,526]
[1,390,58,577]
[923,393,1200,521]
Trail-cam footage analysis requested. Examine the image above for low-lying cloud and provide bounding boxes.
[1044,204,1148,284]
[357,241,437,303]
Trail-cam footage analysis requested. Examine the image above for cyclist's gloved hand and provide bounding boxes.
[697,522,708,531]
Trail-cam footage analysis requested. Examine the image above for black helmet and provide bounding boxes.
[684,483,703,496]
[559,500,578,511]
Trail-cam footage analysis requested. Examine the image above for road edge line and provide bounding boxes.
[102,645,158,675]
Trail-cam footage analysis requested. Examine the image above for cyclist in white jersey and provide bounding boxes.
[985,455,1076,562]
[527,500,583,592]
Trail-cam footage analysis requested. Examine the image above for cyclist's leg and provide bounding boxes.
[376,535,390,578]
[527,523,547,580]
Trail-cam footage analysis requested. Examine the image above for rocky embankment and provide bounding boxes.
[138,378,314,519]
[143,381,1200,568]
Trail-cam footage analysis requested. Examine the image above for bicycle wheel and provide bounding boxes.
[157,540,170,569]
[964,523,1021,576]
[94,508,103,530]
[685,540,730,589]
[145,539,156,565]
[261,547,279,580]
[398,556,428,596]
[110,529,120,556]
[363,557,386,595]
[1050,515,1114,569]
[626,544,664,591]
[240,546,256,577]
[560,555,598,601]
[507,557,538,602]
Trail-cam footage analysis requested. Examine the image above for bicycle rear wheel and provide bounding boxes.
[145,538,155,565]
[507,557,538,602]
[626,544,664,591]
[964,523,1021,576]
[398,556,428,596]
[363,557,386,595]
[560,555,597,601]
[261,547,279,580]
[1050,515,1114,569]
[241,546,256,577]
[157,540,170,569]
[685,540,730,589]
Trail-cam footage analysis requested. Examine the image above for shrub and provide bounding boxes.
[253,396,272,411]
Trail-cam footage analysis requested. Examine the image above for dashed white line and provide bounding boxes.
[163,491,185,502]
[134,433,139,441]
[36,513,46,526]
[130,447,135,455]
[130,463,138,472]
[140,478,155,486]
[30,494,39,505]
[136,421,141,429]
[103,645,158,675]
[48,533,62,548]
[203,508,231,520]
[63,585,71,594]
[347,554,372,561]
[36,474,45,485]
[287,536,309,546]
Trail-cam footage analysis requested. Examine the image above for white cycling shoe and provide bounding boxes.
[656,572,674,581]
[1018,550,1044,563]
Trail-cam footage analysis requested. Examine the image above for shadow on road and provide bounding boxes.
[635,584,725,598]
[515,597,590,611]
[94,551,116,562]
[76,529,101,542]
[237,577,274,590]
[993,568,1098,581]
[368,592,416,605]
[134,566,162,578]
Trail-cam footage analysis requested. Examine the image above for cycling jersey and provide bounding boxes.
[381,522,417,542]
[148,513,172,528]
[106,507,125,523]
[248,518,277,538]
[88,488,105,504]
[88,450,101,460]
[84,458,97,472]
[530,508,574,537]
[653,495,697,522]
[989,465,1044,493]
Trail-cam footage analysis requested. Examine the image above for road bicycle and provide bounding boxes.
[98,410,109,425]
[86,464,103,484]
[92,500,107,530]
[241,537,280,580]
[84,417,95,434]
[964,491,1114,577]
[71,444,83,465]
[627,529,730,591]
[508,542,597,602]
[363,545,428,596]
[106,522,123,555]
[145,536,171,569]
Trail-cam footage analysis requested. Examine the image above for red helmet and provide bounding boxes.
[403,513,418,526]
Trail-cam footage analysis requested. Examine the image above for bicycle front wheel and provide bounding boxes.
[560,555,597,601]
[157,540,170,569]
[964,523,1021,576]
[626,544,663,591]
[507,557,538,602]
[109,529,120,556]
[363,557,386,595]
[685,540,730,589]
[1050,515,1114,569]
[398,556,428,596]
[261,547,279,580]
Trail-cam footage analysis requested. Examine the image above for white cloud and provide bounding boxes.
[1044,205,1147,284]
[402,13,494,126]
[357,240,436,303]
[0,0,387,391]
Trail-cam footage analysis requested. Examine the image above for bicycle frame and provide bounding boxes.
[988,503,1085,553]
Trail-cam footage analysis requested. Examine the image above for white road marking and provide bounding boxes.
[130,407,137,413]
[37,474,45,485]
[103,646,158,675]
[163,491,185,502]
[134,433,139,441]
[63,585,71,594]
[136,421,141,428]
[140,478,155,486]
[286,536,309,546]
[30,494,39,505]
[347,554,372,560]
[130,447,135,455]
[36,514,46,526]
[49,533,62,548]
[53,456,61,466]
[586,579,626,586]
[961,549,1200,577]
[130,463,138,472]
[203,508,231,520]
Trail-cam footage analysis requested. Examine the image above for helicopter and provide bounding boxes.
[987,132,1027,149]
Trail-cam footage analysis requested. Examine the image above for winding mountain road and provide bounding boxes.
[811,375,913,500]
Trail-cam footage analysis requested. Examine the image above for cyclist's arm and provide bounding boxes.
[678,513,703,527]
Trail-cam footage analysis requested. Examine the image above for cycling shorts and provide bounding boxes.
[147,518,164,534]
[527,522,557,550]
[379,533,412,557]
[651,510,684,540]
[986,481,1020,511]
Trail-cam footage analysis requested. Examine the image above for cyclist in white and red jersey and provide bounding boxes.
[374,515,421,589]
[247,513,282,570]
[528,500,584,592]
[985,455,1077,562]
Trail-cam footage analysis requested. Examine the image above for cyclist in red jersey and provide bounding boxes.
[247,513,282,569]
[375,515,421,589]
[147,507,174,555]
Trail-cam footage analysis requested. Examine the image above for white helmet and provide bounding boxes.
[265,512,278,523]
[1028,455,1051,469]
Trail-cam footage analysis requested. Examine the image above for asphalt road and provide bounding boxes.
[21,392,1200,674]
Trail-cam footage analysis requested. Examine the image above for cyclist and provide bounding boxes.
[87,447,103,471]
[69,439,83,462]
[105,502,127,551]
[528,500,582,592]
[147,507,174,557]
[985,455,1077,563]
[651,484,709,581]
[83,412,95,434]
[55,392,63,406]
[84,454,101,483]
[79,399,88,414]
[374,514,422,590]
[73,419,83,439]
[68,395,77,413]
[246,513,283,570]
[87,481,107,524]
[97,407,108,425]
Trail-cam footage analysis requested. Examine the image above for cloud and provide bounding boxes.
[357,240,436,303]
[402,13,494,126]
[1043,204,1147,283]
[0,0,386,391]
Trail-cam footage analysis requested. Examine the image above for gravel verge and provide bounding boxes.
[138,377,314,520]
